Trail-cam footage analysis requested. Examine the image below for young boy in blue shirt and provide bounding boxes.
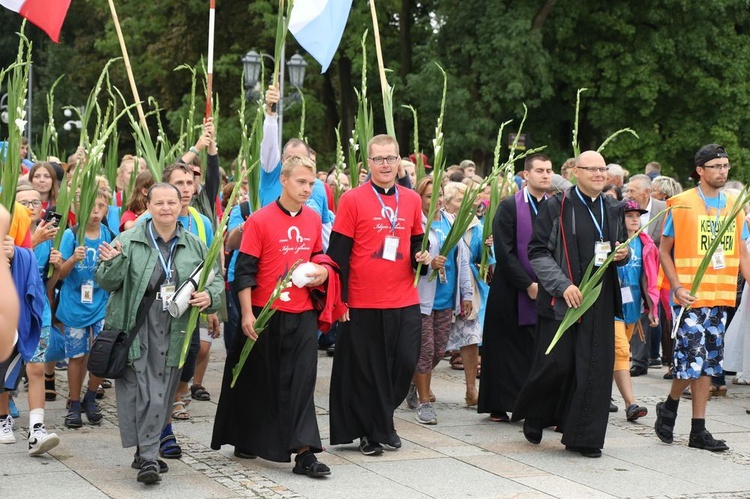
[58,182,114,428]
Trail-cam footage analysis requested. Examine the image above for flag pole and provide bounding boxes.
[368,0,395,137]
[106,0,148,132]
[205,0,216,118]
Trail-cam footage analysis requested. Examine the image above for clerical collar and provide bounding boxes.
[575,186,600,205]
[371,181,396,196]
[275,199,302,217]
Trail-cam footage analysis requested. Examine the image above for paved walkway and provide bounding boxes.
[3,339,750,498]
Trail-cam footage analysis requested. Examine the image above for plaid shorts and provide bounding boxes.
[672,306,725,380]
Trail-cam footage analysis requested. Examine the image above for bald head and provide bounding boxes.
[574,151,607,197]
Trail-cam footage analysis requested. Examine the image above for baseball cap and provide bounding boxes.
[691,144,728,181]
[621,199,648,215]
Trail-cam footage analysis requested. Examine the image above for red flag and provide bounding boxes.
[0,0,72,43]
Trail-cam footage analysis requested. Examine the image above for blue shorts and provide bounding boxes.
[0,341,22,393]
[672,306,725,380]
[29,326,51,364]
[64,319,105,359]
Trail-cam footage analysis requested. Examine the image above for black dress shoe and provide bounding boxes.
[326,344,335,357]
[630,366,648,377]
[523,418,542,444]
[234,447,257,459]
[609,400,619,413]
[565,445,602,458]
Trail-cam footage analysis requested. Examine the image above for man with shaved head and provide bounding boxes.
[512,150,629,458]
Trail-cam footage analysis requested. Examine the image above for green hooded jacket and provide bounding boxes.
[95,221,223,367]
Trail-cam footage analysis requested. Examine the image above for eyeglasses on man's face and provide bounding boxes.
[369,155,400,166]
[18,200,42,208]
[576,166,608,174]
[701,163,731,171]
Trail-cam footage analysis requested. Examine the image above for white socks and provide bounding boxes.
[29,408,44,428]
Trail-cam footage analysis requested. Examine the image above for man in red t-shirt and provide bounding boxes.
[327,134,432,456]
[211,155,332,478]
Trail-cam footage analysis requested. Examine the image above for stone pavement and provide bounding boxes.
[3,339,750,499]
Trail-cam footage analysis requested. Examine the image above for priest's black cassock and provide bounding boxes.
[511,187,627,450]
[478,188,544,416]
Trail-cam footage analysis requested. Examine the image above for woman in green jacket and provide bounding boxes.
[95,183,223,485]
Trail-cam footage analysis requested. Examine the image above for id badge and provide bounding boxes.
[438,267,447,284]
[594,241,611,267]
[383,236,399,262]
[81,281,94,304]
[160,283,176,311]
[712,247,726,270]
[621,286,634,304]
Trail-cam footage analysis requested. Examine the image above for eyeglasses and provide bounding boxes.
[576,166,608,174]
[18,200,42,208]
[369,155,400,166]
[701,163,731,171]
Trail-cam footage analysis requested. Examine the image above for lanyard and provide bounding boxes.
[697,186,723,238]
[524,187,547,216]
[372,184,399,234]
[575,187,604,240]
[148,221,177,282]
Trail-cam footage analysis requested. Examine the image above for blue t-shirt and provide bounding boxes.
[259,162,331,224]
[57,226,112,328]
[106,205,121,236]
[33,240,54,328]
[226,204,250,282]
[433,214,458,311]
[663,194,750,239]
[617,236,643,324]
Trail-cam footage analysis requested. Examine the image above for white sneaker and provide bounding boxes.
[0,416,16,444]
[28,423,60,456]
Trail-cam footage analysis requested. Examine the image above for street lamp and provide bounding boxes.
[62,107,83,132]
[241,48,308,147]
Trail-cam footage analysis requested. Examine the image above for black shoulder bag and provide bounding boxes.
[87,286,159,379]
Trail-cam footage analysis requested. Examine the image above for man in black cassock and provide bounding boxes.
[210,156,333,478]
[478,154,553,422]
[511,150,629,458]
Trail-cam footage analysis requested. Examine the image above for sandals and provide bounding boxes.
[709,385,728,397]
[137,460,162,484]
[293,451,331,478]
[159,433,183,459]
[490,412,510,423]
[190,384,211,401]
[449,353,464,370]
[733,375,750,385]
[171,401,191,421]
[81,399,103,425]
[44,373,56,402]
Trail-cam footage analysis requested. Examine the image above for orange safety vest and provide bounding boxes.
[667,188,743,308]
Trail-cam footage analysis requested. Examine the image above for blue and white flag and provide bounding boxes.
[289,0,353,73]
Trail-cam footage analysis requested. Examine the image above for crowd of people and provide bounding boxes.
[3,84,750,486]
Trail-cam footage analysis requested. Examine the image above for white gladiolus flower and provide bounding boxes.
[14,119,26,133]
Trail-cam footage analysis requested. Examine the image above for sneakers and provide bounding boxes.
[625,404,648,422]
[654,402,676,444]
[416,402,438,425]
[55,360,68,371]
[359,436,383,456]
[383,430,402,450]
[0,416,16,444]
[81,399,103,425]
[688,429,729,452]
[28,424,60,456]
[406,384,418,410]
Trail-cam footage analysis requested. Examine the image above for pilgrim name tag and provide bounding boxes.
[712,247,726,270]
[594,241,611,267]
[383,236,399,262]
[81,281,94,304]
[621,286,634,304]
[438,267,447,284]
[160,283,176,311]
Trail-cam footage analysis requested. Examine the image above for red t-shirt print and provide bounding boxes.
[333,182,424,309]
[239,202,322,313]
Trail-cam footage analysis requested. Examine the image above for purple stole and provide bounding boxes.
[515,189,538,326]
